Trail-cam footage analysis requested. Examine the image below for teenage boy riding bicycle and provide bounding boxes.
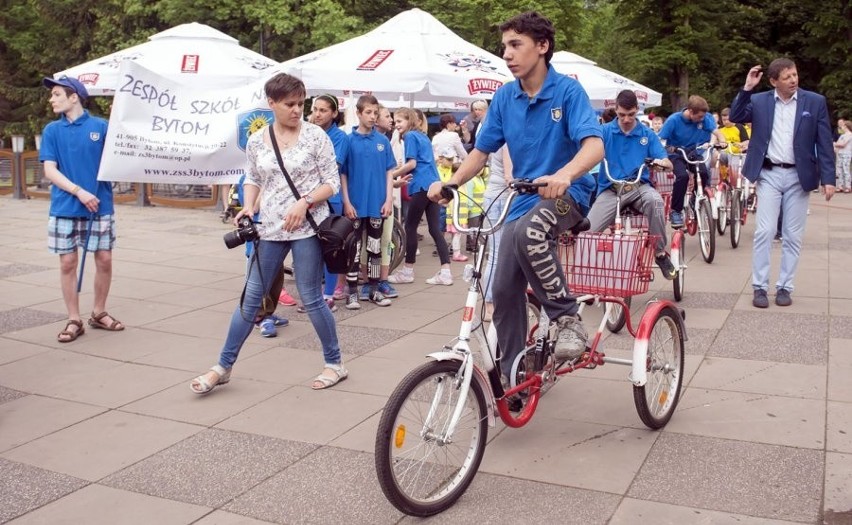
[428,11,603,380]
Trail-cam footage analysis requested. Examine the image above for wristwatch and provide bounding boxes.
[303,194,315,208]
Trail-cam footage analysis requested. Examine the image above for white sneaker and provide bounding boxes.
[426,270,453,286]
[388,269,414,284]
[345,293,361,310]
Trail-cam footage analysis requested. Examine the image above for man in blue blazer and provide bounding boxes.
[730,58,835,308]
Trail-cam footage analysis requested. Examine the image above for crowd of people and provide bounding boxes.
[37,11,843,397]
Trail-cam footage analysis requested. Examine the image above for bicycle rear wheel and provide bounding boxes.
[633,306,685,429]
[375,360,488,517]
[730,191,742,249]
[716,189,729,236]
[389,219,406,273]
[697,199,715,263]
[606,297,632,334]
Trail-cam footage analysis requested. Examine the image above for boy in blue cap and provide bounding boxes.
[40,76,124,342]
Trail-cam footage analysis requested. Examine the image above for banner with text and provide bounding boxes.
[98,61,273,185]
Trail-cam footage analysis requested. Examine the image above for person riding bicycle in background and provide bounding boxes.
[718,107,750,182]
[658,95,728,227]
[428,11,603,381]
[587,90,676,280]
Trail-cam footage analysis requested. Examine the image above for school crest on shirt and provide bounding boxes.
[551,107,563,122]
[377,144,385,152]
[89,132,101,141]
[640,137,648,146]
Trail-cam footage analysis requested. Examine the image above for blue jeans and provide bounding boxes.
[752,166,810,292]
[219,237,341,369]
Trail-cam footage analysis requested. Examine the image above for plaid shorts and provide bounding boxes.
[48,215,116,254]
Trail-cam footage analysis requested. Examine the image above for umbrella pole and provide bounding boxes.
[77,213,95,293]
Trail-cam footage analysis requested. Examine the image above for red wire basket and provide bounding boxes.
[651,171,675,195]
[559,232,658,297]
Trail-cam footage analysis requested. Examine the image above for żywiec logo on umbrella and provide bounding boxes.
[467,78,502,95]
[237,109,274,151]
[358,50,394,71]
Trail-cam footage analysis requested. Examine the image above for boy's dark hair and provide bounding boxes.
[439,113,456,130]
[499,11,556,64]
[356,94,379,113]
[264,73,306,102]
[767,58,796,81]
[615,89,639,110]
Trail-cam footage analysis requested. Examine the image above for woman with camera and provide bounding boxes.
[191,73,347,394]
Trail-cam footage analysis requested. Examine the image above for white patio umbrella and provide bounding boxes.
[54,22,276,96]
[551,51,662,109]
[278,8,512,108]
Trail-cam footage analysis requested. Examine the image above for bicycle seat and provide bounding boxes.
[571,218,591,235]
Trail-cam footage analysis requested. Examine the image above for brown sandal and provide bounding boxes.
[58,320,85,343]
[88,311,125,331]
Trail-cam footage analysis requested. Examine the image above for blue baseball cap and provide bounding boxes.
[43,76,89,100]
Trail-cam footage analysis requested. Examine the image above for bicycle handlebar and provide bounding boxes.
[441,179,545,235]
[600,157,661,188]
[674,143,727,165]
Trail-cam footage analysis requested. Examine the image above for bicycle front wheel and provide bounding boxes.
[375,360,488,517]
[633,306,685,429]
[697,199,715,263]
[730,191,742,249]
[716,189,729,236]
[672,233,685,302]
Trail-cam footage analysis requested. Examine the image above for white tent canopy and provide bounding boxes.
[550,51,662,109]
[55,23,276,96]
[278,8,512,108]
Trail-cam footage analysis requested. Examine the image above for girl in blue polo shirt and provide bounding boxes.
[388,108,453,286]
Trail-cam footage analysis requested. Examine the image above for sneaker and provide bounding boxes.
[452,253,469,262]
[426,270,453,286]
[297,298,338,313]
[752,289,769,309]
[278,289,297,306]
[359,284,370,301]
[258,318,277,338]
[388,269,415,284]
[266,314,289,327]
[552,315,588,361]
[655,253,676,281]
[378,280,399,298]
[370,291,392,307]
[332,285,346,301]
[775,288,792,307]
[669,210,684,227]
[345,293,361,310]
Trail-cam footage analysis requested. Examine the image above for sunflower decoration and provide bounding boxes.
[237,109,274,151]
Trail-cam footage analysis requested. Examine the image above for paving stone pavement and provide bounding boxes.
[0,194,850,524]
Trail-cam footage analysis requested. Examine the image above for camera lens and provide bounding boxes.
[223,230,245,249]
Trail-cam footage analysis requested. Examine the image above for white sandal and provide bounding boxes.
[312,363,348,390]
[190,365,231,395]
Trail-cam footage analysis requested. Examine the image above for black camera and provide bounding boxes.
[224,216,260,249]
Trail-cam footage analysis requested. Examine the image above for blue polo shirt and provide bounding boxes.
[40,111,113,218]
[598,120,667,194]
[325,125,350,209]
[658,110,716,150]
[476,65,602,221]
[344,128,395,218]
[403,130,440,194]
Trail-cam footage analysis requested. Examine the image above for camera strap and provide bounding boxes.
[269,125,332,231]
